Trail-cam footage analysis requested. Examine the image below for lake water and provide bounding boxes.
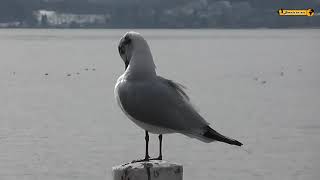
[0,29,319,180]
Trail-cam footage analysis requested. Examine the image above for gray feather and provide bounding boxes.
[159,77,190,101]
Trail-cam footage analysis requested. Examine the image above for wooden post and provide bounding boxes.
[112,160,183,180]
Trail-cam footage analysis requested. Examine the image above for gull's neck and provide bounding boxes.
[124,48,156,80]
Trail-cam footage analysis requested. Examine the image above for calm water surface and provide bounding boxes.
[0,29,319,180]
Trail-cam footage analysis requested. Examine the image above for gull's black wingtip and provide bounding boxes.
[203,126,243,146]
[233,140,243,146]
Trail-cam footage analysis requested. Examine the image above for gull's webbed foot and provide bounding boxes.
[131,155,150,163]
[150,155,162,161]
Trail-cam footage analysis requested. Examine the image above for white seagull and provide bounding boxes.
[114,31,242,162]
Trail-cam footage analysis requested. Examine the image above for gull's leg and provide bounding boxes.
[132,130,150,163]
[144,130,150,160]
[158,134,163,160]
[150,134,163,160]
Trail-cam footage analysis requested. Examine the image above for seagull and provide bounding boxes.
[114,31,242,162]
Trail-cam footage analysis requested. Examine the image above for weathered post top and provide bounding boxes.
[112,160,183,180]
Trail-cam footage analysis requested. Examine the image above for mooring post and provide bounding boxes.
[112,160,183,180]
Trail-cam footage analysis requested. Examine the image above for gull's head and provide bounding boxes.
[118,31,152,70]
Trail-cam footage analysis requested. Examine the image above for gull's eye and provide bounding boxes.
[118,45,125,55]
[118,35,131,55]
[124,35,131,45]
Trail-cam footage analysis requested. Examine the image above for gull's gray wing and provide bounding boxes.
[159,77,190,101]
[116,76,209,132]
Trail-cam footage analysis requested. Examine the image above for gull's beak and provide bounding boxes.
[125,60,129,70]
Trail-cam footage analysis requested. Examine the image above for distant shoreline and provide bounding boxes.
[1,27,320,30]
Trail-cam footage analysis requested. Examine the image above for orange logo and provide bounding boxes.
[278,8,315,16]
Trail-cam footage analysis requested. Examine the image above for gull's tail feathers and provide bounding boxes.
[186,126,243,146]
